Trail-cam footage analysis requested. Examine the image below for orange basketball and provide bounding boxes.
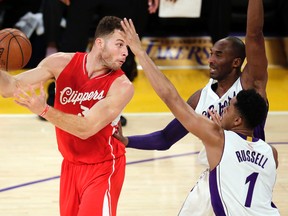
[0,28,32,71]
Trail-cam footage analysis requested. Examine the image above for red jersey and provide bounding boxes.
[54,52,126,164]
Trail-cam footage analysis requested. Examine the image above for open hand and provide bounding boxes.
[13,82,47,116]
[208,109,221,126]
[120,18,143,56]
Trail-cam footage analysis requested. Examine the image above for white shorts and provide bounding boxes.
[178,168,215,216]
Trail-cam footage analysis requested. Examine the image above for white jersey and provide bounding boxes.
[210,131,280,216]
[195,78,243,166]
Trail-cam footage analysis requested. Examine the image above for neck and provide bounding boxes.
[232,128,254,137]
[215,74,240,97]
[86,52,112,79]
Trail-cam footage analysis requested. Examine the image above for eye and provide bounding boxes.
[216,53,222,57]
[116,42,124,47]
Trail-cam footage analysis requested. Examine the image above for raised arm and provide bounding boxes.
[120,18,223,154]
[241,0,268,99]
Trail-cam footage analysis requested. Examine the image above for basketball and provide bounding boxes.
[0,28,32,71]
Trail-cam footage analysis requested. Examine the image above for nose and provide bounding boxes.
[208,54,214,65]
[123,46,128,57]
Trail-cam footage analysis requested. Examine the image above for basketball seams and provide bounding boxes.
[5,36,12,71]
[0,28,32,71]
[12,37,25,67]
[0,32,13,43]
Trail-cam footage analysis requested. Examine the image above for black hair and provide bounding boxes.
[94,16,123,39]
[235,89,268,129]
[225,36,246,62]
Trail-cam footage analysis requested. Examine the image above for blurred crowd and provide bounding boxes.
[1,0,288,69]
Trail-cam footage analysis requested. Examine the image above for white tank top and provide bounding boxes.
[195,78,243,166]
[210,131,279,216]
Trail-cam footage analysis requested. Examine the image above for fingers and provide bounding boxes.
[121,18,137,35]
[29,84,37,98]
[13,84,47,114]
[13,87,31,108]
[208,109,221,126]
[40,82,46,98]
[15,86,30,100]
[128,19,136,34]
[121,18,141,45]
[121,18,130,34]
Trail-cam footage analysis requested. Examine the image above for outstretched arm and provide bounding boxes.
[242,0,268,99]
[125,118,189,150]
[120,18,223,151]
[114,90,201,150]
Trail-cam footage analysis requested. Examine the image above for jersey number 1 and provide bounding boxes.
[245,172,259,207]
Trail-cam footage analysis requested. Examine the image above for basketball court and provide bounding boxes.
[0,64,287,215]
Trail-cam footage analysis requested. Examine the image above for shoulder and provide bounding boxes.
[111,74,134,95]
[38,52,75,78]
[106,74,134,107]
[187,88,203,109]
[270,144,279,168]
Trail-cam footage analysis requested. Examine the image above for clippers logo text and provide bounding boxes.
[60,87,105,105]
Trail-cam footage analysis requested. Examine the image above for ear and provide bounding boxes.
[234,115,242,127]
[95,38,104,48]
[232,57,242,68]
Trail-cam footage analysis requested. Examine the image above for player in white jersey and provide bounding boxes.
[115,0,269,215]
[179,78,245,215]
[210,130,278,216]
[120,18,280,215]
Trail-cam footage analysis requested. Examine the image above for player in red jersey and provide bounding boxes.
[0,16,134,216]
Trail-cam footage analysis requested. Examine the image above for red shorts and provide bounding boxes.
[59,155,126,216]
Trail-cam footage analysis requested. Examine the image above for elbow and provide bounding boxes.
[246,31,264,42]
[73,122,97,140]
[1,90,13,98]
[1,93,10,98]
[74,130,93,140]
[77,133,92,140]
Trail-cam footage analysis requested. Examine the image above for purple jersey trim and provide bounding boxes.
[209,167,227,216]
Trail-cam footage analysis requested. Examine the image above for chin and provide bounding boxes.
[210,74,218,80]
[115,66,121,71]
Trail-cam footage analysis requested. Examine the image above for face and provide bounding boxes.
[220,97,240,130]
[99,30,128,70]
[208,39,236,81]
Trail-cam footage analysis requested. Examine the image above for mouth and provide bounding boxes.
[119,60,125,66]
[209,67,216,74]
